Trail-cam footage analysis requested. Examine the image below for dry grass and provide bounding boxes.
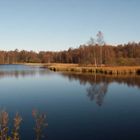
[14,62,140,75]
[0,109,47,140]
[46,63,140,75]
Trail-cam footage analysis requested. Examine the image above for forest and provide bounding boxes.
[0,42,140,66]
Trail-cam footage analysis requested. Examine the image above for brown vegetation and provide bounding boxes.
[0,110,47,140]
[0,42,140,66]
[0,110,22,140]
[47,64,140,75]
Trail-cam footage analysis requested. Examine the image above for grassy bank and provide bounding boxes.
[45,63,140,75]
[9,63,140,75]
[19,63,45,67]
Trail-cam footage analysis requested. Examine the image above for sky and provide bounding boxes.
[0,0,140,51]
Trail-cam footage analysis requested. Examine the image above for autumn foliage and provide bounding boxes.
[0,42,140,66]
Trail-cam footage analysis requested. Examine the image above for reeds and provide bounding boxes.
[47,64,140,75]
[12,113,22,140]
[0,110,9,140]
[0,109,48,140]
[32,109,48,140]
[0,110,22,140]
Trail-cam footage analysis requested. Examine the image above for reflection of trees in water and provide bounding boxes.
[61,72,140,88]
[0,69,50,79]
[87,82,108,106]
[61,72,140,106]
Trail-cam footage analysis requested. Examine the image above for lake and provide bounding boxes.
[0,64,140,140]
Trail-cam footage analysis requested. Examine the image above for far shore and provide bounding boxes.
[1,63,140,75]
[47,64,140,75]
[16,63,140,75]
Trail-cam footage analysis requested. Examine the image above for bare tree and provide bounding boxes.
[96,31,105,66]
[88,37,96,45]
[88,37,97,66]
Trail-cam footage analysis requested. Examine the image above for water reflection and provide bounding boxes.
[0,65,51,78]
[0,66,140,140]
[61,73,140,88]
[61,73,140,106]
[87,82,108,106]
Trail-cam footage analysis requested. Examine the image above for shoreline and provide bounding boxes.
[40,63,140,75]
[1,63,140,75]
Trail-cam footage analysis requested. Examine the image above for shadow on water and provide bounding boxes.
[60,72,140,106]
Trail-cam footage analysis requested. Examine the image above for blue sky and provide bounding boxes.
[0,0,140,51]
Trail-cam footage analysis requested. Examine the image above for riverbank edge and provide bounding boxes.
[19,63,140,75]
[48,65,140,75]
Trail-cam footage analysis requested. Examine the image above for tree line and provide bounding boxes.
[0,42,140,66]
[0,32,140,66]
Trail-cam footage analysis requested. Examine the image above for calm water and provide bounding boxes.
[0,65,140,140]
